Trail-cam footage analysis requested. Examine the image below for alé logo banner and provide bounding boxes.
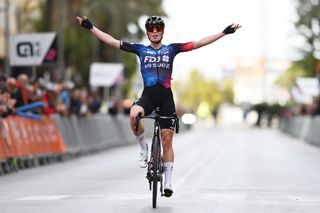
[9,32,57,66]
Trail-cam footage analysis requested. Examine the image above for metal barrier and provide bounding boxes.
[51,114,132,156]
[0,113,188,175]
[279,115,320,147]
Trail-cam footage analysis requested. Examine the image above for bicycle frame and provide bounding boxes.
[134,107,179,208]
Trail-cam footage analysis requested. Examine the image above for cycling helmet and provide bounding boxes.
[145,16,165,30]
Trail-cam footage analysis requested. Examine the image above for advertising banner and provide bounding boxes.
[9,32,57,66]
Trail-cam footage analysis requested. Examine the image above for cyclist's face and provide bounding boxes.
[146,25,164,43]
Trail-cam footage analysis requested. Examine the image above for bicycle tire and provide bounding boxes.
[152,136,160,208]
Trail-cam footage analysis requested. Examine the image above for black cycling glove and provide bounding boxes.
[223,24,235,34]
[81,16,93,30]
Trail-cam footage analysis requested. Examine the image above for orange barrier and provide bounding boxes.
[0,115,67,160]
[0,118,18,159]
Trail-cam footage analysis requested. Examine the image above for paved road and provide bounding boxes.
[1,126,320,213]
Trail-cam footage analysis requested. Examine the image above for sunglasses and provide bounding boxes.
[147,25,164,32]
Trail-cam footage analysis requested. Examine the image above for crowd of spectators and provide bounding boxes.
[0,73,131,118]
[280,96,320,118]
[299,97,320,117]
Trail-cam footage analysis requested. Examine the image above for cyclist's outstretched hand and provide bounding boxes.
[76,16,93,30]
[222,23,241,35]
[76,15,120,48]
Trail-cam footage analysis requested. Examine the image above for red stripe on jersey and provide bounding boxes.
[180,42,194,52]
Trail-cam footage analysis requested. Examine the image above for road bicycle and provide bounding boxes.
[135,107,179,208]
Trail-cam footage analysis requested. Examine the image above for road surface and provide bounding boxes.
[0,125,320,212]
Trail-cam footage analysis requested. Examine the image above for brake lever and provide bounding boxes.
[175,117,180,134]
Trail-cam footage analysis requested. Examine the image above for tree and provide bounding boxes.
[275,0,320,90]
[20,0,165,96]
[174,69,234,115]
[293,0,320,76]
[275,61,308,89]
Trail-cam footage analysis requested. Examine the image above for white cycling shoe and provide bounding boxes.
[138,150,148,168]
[164,184,173,197]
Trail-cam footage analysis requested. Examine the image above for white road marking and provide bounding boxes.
[16,195,70,201]
[105,194,149,201]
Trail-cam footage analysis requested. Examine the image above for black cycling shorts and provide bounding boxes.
[133,83,176,130]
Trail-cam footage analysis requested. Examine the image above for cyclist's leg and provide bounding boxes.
[159,90,176,196]
[130,97,154,168]
[161,129,174,196]
[158,88,176,163]
[160,129,174,162]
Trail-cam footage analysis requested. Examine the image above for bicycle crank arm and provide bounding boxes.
[160,181,164,196]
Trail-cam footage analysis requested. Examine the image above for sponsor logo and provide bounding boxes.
[144,55,170,63]
[162,55,169,62]
[143,55,171,69]
[17,42,40,57]
[144,55,161,63]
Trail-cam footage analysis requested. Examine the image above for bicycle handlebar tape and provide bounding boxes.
[222,24,235,35]
[81,16,93,30]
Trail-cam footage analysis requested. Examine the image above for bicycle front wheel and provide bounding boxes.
[152,136,160,208]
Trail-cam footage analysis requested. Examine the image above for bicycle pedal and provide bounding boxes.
[164,189,173,197]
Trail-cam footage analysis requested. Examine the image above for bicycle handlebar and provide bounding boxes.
[134,112,180,134]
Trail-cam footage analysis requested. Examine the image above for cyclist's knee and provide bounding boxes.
[130,105,144,118]
[130,106,145,135]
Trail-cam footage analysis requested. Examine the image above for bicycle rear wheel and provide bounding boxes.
[152,136,160,208]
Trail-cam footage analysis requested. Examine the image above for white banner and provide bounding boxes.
[90,63,124,87]
[9,32,57,66]
[292,77,319,104]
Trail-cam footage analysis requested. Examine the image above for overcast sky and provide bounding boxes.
[160,0,299,80]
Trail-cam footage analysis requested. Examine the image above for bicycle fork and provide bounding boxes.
[147,165,164,195]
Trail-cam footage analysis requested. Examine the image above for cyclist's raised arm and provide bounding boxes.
[76,16,120,49]
[193,23,241,49]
